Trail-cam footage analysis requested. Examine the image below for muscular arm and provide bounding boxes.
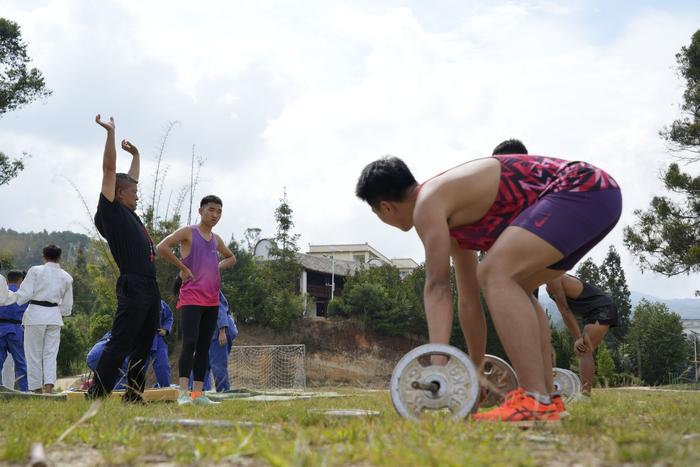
[156,227,193,277]
[96,115,117,201]
[546,277,581,340]
[451,243,486,368]
[121,139,140,182]
[216,235,237,271]
[414,204,453,345]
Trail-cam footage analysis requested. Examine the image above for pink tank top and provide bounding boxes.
[446,155,619,251]
[176,226,221,308]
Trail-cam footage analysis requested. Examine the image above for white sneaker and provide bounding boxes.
[177,391,193,406]
[193,395,220,406]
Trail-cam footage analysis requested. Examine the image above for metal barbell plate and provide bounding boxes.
[562,368,582,395]
[553,367,577,403]
[481,354,519,408]
[390,344,480,421]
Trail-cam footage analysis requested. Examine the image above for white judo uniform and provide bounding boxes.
[2,263,73,390]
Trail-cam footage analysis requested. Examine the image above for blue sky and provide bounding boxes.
[1,0,700,297]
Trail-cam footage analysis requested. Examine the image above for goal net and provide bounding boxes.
[229,344,306,390]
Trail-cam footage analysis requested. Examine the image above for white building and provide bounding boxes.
[254,240,419,316]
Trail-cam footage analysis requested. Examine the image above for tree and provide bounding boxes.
[250,190,304,330]
[575,258,603,288]
[272,188,300,256]
[595,342,616,387]
[0,18,51,116]
[599,245,632,346]
[243,227,262,253]
[1,18,51,186]
[267,189,302,289]
[0,152,25,186]
[627,300,690,385]
[624,29,700,281]
[551,324,575,369]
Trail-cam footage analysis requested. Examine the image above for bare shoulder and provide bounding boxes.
[413,189,447,233]
[174,226,194,241]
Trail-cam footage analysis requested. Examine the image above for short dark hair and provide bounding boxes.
[356,156,418,207]
[200,195,223,208]
[115,173,138,192]
[7,270,23,283]
[43,244,62,261]
[492,139,528,155]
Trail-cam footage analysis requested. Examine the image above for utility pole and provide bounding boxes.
[691,330,699,383]
[330,255,335,302]
[636,333,642,382]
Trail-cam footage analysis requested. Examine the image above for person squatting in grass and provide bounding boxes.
[157,195,236,405]
[356,150,621,425]
[86,299,174,391]
[88,115,161,402]
[0,245,73,394]
[546,274,619,397]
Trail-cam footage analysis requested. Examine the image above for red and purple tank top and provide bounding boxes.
[446,155,619,251]
[177,226,221,308]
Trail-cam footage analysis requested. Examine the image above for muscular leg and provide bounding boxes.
[478,226,565,395]
[578,323,609,395]
[530,295,555,393]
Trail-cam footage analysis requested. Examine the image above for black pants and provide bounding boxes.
[178,305,218,382]
[88,274,160,400]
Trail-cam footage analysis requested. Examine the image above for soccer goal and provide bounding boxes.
[229,344,306,390]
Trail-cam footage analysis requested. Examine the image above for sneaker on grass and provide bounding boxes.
[193,395,220,406]
[177,390,193,406]
[472,387,560,427]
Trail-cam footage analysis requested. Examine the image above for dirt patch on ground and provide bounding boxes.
[236,318,423,388]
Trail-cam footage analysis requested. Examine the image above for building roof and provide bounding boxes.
[308,243,392,264]
[296,253,361,276]
[391,258,420,269]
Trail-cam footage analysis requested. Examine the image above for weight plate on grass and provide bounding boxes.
[562,368,582,395]
[390,344,480,421]
[481,354,519,408]
[553,367,577,403]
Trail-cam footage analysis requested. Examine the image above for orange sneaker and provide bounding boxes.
[551,394,569,419]
[472,388,560,427]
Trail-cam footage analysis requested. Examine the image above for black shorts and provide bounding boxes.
[583,305,618,327]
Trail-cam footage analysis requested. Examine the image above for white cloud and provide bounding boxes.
[1,0,699,298]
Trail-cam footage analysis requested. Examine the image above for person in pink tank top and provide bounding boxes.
[157,195,236,405]
[356,142,621,426]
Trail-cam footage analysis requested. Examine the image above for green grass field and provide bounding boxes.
[1,388,699,466]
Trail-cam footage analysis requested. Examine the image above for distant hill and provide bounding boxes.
[0,228,90,270]
[537,287,700,328]
[629,291,700,319]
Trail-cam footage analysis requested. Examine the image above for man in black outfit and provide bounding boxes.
[88,115,160,402]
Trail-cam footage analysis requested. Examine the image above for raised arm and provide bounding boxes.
[96,114,117,201]
[121,139,140,182]
[216,235,237,271]
[156,227,194,281]
[451,243,486,368]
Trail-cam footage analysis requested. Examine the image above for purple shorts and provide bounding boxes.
[511,188,622,270]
